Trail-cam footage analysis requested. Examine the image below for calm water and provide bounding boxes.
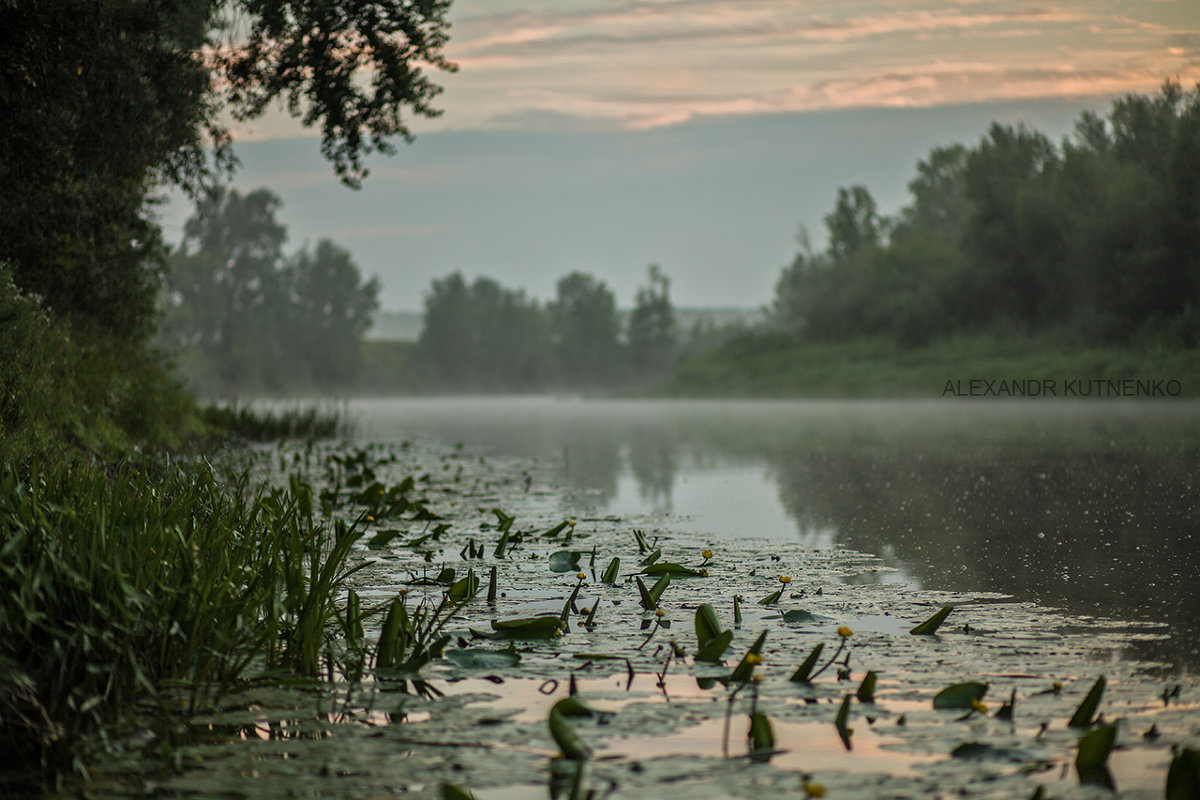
[349,397,1200,670]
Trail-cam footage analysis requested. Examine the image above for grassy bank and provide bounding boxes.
[659,330,1200,398]
[0,441,406,791]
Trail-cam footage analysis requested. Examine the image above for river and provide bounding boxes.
[350,396,1200,672]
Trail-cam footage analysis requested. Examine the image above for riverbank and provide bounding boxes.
[660,332,1200,399]
[61,428,1200,800]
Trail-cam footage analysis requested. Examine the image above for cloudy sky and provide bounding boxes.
[165,0,1199,311]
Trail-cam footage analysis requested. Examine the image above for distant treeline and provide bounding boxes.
[768,80,1200,348]
[402,265,683,392]
[162,187,380,395]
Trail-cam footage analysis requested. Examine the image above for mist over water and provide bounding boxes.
[351,396,1200,669]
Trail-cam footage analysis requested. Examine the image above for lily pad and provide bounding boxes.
[473,615,564,639]
[695,630,733,663]
[548,550,584,572]
[641,562,703,577]
[780,608,824,624]
[933,682,988,710]
[443,646,521,670]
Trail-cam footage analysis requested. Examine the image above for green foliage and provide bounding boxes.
[910,605,954,635]
[1,0,451,346]
[764,81,1200,354]
[933,682,989,710]
[162,187,380,394]
[0,264,200,465]
[0,460,364,780]
[549,272,625,386]
[627,264,678,380]
[416,272,555,391]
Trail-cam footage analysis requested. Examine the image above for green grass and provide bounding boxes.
[659,330,1200,398]
[200,403,346,441]
[0,457,369,788]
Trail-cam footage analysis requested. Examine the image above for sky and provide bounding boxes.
[162,0,1200,311]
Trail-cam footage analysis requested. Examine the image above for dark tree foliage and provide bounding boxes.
[411,267,680,392]
[627,264,678,378]
[221,0,456,188]
[0,0,453,342]
[416,272,553,391]
[772,81,1200,348]
[548,272,624,386]
[0,0,224,341]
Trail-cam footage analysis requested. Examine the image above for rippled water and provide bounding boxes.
[350,396,1200,669]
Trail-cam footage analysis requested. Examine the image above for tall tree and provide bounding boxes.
[287,240,381,386]
[163,187,379,391]
[627,265,677,378]
[824,186,884,262]
[548,272,623,386]
[0,0,453,342]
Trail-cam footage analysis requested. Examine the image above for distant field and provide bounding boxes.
[660,332,1200,399]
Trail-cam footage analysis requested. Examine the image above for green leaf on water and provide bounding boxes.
[834,693,853,750]
[484,615,564,639]
[910,605,954,635]
[601,557,620,584]
[748,712,775,760]
[781,609,823,624]
[995,688,1016,721]
[442,782,477,800]
[730,630,768,683]
[695,630,733,663]
[448,567,479,602]
[443,646,520,670]
[648,573,671,605]
[552,695,595,717]
[933,682,988,710]
[492,508,516,533]
[1068,675,1106,728]
[856,670,878,703]
[1075,723,1117,769]
[641,562,703,576]
[636,576,656,610]
[367,528,404,548]
[548,550,583,572]
[789,642,824,683]
[639,548,661,566]
[542,520,571,538]
[492,530,510,558]
[1166,747,1200,800]
[758,588,782,605]
[694,603,724,649]
[633,529,651,553]
[549,706,590,760]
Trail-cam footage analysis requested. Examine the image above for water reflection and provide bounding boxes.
[351,397,1200,668]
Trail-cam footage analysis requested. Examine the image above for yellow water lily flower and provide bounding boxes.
[779,575,792,584]
[576,572,586,580]
[837,626,853,638]
[702,549,713,560]
[802,780,827,798]
[746,652,763,665]
[970,698,988,714]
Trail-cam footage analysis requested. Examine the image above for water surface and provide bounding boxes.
[351,396,1200,669]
